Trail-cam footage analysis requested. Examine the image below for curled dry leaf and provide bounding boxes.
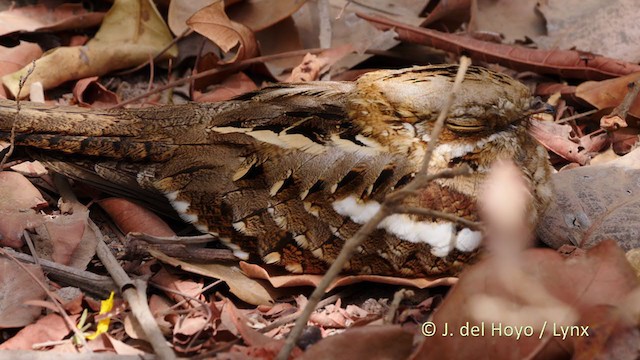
[0,258,46,328]
[186,0,258,64]
[528,119,592,165]
[73,77,120,108]
[538,147,640,251]
[3,0,177,99]
[0,171,46,247]
[239,262,457,292]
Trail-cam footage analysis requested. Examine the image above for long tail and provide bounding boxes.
[0,99,178,161]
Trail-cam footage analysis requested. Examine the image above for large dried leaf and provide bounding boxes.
[148,249,274,305]
[538,147,640,251]
[2,0,177,99]
[536,0,640,62]
[0,258,46,328]
[413,241,639,359]
[186,0,258,64]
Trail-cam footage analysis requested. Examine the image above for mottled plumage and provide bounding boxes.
[0,65,553,277]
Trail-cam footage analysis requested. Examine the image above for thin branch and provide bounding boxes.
[276,56,472,360]
[0,61,36,169]
[2,247,116,297]
[110,48,330,109]
[53,174,175,359]
[383,288,414,324]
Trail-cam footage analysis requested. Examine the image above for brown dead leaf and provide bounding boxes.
[472,0,545,42]
[226,0,308,32]
[73,77,120,108]
[36,205,89,266]
[0,3,104,36]
[3,0,177,99]
[0,313,79,350]
[186,0,258,64]
[193,72,258,102]
[0,258,46,328]
[576,72,640,119]
[573,305,640,360]
[536,0,640,63]
[0,171,46,247]
[414,240,639,359]
[149,250,274,305]
[151,267,204,308]
[300,325,413,360]
[528,120,592,165]
[538,147,640,251]
[168,0,215,35]
[98,197,176,237]
[239,261,457,292]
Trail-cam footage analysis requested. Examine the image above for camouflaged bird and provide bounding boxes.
[0,65,553,277]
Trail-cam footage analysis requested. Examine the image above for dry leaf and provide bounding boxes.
[239,262,457,292]
[0,171,46,247]
[0,313,79,350]
[538,147,640,251]
[0,258,46,328]
[73,77,120,108]
[98,197,176,237]
[414,241,639,359]
[149,249,274,305]
[186,0,258,64]
[300,325,413,360]
[3,0,177,98]
[536,0,640,63]
[0,3,104,36]
[576,72,640,119]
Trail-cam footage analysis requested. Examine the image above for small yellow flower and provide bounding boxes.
[85,291,115,340]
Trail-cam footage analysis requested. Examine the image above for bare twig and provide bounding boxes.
[2,247,116,297]
[0,61,36,169]
[383,289,414,324]
[396,206,482,230]
[115,28,193,76]
[276,56,472,360]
